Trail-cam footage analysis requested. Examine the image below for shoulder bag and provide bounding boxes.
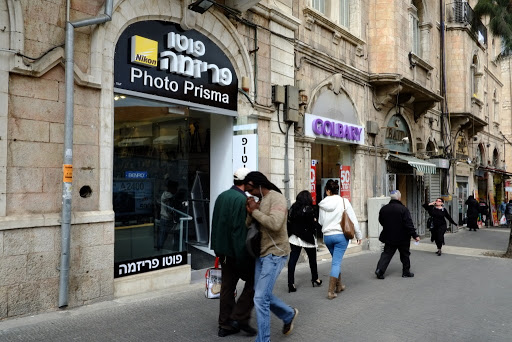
[246,221,261,258]
[340,198,355,240]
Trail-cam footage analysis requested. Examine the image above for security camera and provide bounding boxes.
[402,137,409,143]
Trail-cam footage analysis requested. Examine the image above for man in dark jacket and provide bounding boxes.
[211,168,256,337]
[375,190,420,279]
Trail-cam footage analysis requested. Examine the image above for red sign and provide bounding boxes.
[311,160,317,205]
[339,165,351,202]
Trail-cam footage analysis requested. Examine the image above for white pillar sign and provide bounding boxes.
[233,134,257,173]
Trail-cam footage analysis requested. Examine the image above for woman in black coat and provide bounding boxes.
[287,190,322,292]
[423,198,457,256]
[465,195,480,231]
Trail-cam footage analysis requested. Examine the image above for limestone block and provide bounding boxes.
[103,223,115,245]
[79,223,104,247]
[0,255,27,286]
[73,144,99,170]
[43,167,61,193]
[4,229,31,256]
[7,283,40,317]
[9,76,59,102]
[37,278,59,313]
[0,286,6,319]
[27,252,59,280]
[81,245,114,272]
[78,273,102,302]
[8,141,62,168]
[9,96,65,123]
[75,104,99,127]
[271,158,284,174]
[8,118,49,143]
[49,122,64,143]
[118,1,137,21]
[74,124,99,145]
[0,231,3,255]
[7,193,60,215]
[6,167,44,193]
[74,86,101,108]
[30,227,56,253]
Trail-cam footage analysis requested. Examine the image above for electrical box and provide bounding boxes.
[272,85,285,104]
[284,85,299,123]
[366,120,379,135]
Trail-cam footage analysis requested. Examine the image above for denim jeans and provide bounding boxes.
[254,254,295,342]
[323,233,349,277]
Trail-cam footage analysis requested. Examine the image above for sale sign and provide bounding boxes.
[311,160,318,205]
[339,165,351,202]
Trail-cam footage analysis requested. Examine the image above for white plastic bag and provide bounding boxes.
[500,215,507,225]
[205,257,221,299]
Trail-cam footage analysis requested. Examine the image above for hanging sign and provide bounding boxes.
[114,21,238,115]
[339,165,351,201]
[311,160,318,205]
[233,134,257,173]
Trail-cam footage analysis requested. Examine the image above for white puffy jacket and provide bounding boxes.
[318,195,362,240]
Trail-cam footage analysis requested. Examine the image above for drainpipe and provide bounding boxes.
[59,0,113,308]
[284,123,293,208]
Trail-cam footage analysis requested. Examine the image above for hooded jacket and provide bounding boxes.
[318,195,362,239]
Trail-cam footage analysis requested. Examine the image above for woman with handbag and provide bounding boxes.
[287,190,322,293]
[422,198,457,256]
[318,180,362,299]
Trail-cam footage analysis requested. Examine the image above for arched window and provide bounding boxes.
[493,149,499,167]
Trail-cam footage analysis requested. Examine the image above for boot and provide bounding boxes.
[327,276,337,299]
[335,273,346,293]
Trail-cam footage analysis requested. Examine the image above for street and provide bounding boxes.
[1,227,511,342]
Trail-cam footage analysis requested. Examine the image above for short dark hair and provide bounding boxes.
[437,198,444,203]
[325,179,339,195]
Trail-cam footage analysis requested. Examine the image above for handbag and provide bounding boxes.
[205,257,222,299]
[245,221,261,258]
[340,198,355,240]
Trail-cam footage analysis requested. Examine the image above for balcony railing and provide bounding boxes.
[447,1,487,46]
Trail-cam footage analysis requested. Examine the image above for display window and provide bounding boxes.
[113,94,211,268]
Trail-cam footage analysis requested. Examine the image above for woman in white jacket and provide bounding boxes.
[318,180,362,299]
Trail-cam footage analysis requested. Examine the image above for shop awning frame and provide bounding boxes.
[387,154,437,175]
[477,166,512,177]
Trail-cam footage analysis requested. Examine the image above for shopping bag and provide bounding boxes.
[500,215,507,226]
[205,257,221,299]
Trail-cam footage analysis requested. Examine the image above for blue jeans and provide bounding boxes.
[324,234,349,277]
[254,254,295,342]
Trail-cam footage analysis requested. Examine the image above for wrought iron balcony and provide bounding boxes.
[447,1,487,46]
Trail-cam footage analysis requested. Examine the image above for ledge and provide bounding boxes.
[302,7,365,54]
[0,210,115,231]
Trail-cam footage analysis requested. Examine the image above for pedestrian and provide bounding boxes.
[505,200,512,227]
[423,198,457,256]
[499,200,506,219]
[375,190,420,279]
[287,190,322,293]
[318,179,362,299]
[244,171,298,341]
[465,195,480,231]
[211,168,257,338]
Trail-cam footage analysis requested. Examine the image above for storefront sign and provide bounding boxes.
[233,134,258,172]
[125,171,148,179]
[339,165,351,201]
[114,21,237,114]
[114,251,187,278]
[384,114,411,153]
[311,160,318,205]
[305,114,365,145]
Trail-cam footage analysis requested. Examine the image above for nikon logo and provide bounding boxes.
[131,36,158,67]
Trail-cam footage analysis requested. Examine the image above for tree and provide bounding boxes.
[474,0,512,56]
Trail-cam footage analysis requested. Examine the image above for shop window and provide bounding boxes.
[113,94,211,265]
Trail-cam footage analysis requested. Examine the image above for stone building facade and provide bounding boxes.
[0,0,509,320]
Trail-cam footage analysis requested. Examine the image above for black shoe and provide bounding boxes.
[402,271,414,278]
[436,250,442,256]
[375,269,385,279]
[288,284,297,293]
[218,327,239,337]
[230,321,257,336]
[282,307,298,335]
[311,279,323,287]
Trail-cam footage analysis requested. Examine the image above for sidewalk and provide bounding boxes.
[1,228,511,342]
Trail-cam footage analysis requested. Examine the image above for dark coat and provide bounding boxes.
[378,199,419,244]
[465,196,479,219]
[287,203,319,245]
[423,203,457,231]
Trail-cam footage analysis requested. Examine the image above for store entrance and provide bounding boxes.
[113,94,211,266]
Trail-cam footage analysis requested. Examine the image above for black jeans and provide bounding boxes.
[218,256,255,329]
[287,243,318,285]
[376,243,411,274]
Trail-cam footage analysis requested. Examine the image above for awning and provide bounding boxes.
[387,154,437,174]
[477,166,512,177]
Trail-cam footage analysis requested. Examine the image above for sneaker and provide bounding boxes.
[218,327,239,337]
[402,271,414,278]
[282,307,299,335]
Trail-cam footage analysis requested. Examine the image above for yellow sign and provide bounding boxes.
[130,36,158,67]
[63,164,73,183]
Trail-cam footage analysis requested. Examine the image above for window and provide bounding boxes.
[493,89,499,122]
[312,0,325,14]
[339,0,349,28]
[410,1,421,56]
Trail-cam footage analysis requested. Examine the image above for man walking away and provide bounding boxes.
[211,168,257,337]
[375,190,420,279]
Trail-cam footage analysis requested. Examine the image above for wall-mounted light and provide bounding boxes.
[188,0,214,14]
